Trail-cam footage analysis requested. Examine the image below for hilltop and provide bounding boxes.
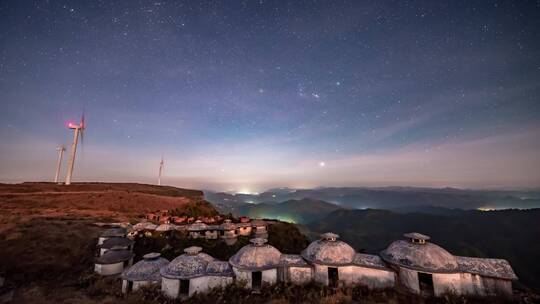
[0,182,218,303]
[0,182,217,225]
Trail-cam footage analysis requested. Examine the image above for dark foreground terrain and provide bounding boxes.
[0,183,539,303]
[0,182,216,303]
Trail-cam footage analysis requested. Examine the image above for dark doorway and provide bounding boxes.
[180,279,190,296]
[127,281,133,292]
[418,272,434,296]
[123,260,130,268]
[252,271,262,289]
[328,267,339,287]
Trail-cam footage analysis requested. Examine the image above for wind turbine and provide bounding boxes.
[65,112,85,185]
[158,156,164,186]
[54,145,66,183]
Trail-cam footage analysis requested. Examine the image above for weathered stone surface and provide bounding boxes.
[380,239,458,273]
[280,254,308,267]
[229,238,281,270]
[133,222,157,231]
[301,233,356,265]
[206,261,234,276]
[122,253,169,281]
[96,248,133,265]
[101,237,133,249]
[456,256,517,280]
[155,223,176,232]
[101,227,127,237]
[188,220,208,231]
[160,249,215,279]
[353,253,389,270]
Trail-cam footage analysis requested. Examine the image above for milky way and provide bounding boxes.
[1,1,539,191]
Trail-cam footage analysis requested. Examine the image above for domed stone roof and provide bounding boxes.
[133,222,157,231]
[101,237,133,249]
[121,253,169,282]
[301,233,356,265]
[101,227,127,237]
[95,247,133,265]
[220,219,236,230]
[229,238,281,270]
[188,220,208,231]
[206,261,234,277]
[155,223,176,232]
[380,233,459,273]
[251,219,266,227]
[160,247,215,279]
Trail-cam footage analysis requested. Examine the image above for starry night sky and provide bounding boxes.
[1,1,539,192]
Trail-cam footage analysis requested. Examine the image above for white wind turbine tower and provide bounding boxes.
[158,156,164,186]
[65,113,85,185]
[54,145,66,183]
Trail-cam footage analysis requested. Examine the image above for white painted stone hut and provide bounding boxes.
[99,237,134,256]
[204,260,234,290]
[280,254,312,284]
[160,246,232,298]
[188,220,208,239]
[204,225,219,239]
[98,227,127,245]
[121,253,169,293]
[235,222,252,236]
[380,232,517,297]
[94,247,133,276]
[155,223,176,233]
[301,233,395,288]
[229,238,281,289]
[454,256,517,297]
[132,222,158,237]
[251,219,267,236]
[220,219,237,239]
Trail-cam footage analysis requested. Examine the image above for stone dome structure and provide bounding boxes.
[133,222,157,231]
[188,220,208,231]
[301,233,356,265]
[155,223,176,232]
[220,219,236,230]
[96,247,133,265]
[380,233,459,273]
[229,238,281,270]
[160,247,215,279]
[251,219,267,227]
[101,227,127,238]
[122,253,169,281]
[101,237,133,250]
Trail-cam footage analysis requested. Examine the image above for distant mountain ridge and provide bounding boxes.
[232,198,344,224]
[204,186,540,213]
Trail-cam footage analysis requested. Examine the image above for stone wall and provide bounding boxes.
[161,277,179,298]
[288,266,312,284]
